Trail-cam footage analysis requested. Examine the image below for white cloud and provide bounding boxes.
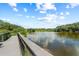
[17,14,23,16]
[39,10,46,13]
[66,5,70,8]
[26,16,30,18]
[13,8,18,12]
[60,12,70,16]
[42,3,56,10]
[37,18,42,20]
[70,3,79,8]
[37,13,66,23]
[1,18,11,22]
[36,3,43,10]
[2,18,7,21]
[26,16,35,19]
[66,12,70,15]
[8,3,16,7]
[24,8,27,12]
[38,14,57,23]
[60,12,64,15]
[66,3,79,9]
[31,16,35,18]
[8,3,18,12]
[36,3,56,13]
[59,16,65,19]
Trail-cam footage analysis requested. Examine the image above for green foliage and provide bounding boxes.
[27,28,54,32]
[27,29,35,34]
[0,32,11,42]
[0,20,27,36]
[55,22,79,32]
[0,20,55,36]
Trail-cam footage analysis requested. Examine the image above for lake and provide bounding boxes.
[27,32,79,56]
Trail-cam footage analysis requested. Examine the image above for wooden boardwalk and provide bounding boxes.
[19,34,52,56]
[0,36,22,56]
[0,33,53,56]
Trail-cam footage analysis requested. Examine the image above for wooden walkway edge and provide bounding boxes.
[18,33,53,56]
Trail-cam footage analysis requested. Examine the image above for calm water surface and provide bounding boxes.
[27,32,79,56]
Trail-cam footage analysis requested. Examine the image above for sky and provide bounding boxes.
[0,3,79,28]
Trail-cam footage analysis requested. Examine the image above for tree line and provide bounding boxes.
[0,19,79,37]
[0,20,27,36]
[54,22,79,32]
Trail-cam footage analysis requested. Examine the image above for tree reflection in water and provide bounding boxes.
[47,39,77,56]
[28,32,79,56]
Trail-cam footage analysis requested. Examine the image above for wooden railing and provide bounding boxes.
[17,33,52,56]
[0,32,11,42]
[17,33,33,56]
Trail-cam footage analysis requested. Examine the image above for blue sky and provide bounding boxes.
[0,3,79,28]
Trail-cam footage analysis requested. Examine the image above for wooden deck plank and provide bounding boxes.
[0,36,22,56]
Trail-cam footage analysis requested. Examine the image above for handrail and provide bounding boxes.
[17,33,52,56]
[17,33,33,56]
[0,32,11,42]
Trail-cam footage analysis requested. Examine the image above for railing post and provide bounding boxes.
[2,35,3,42]
[0,32,11,42]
